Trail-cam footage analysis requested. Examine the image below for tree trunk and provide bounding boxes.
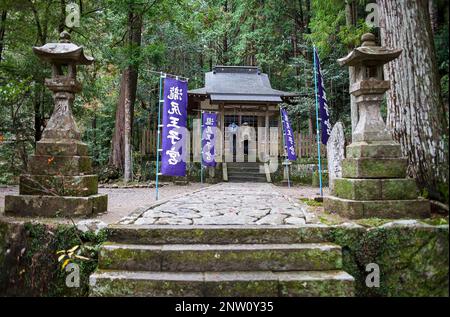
[378,0,449,202]
[222,0,228,64]
[345,0,358,136]
[0,10,7,62]
[428,0,438,34]
[109,10,142,181]
[59,0,66,33]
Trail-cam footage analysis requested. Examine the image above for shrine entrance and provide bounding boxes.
[188,65,298,167]
[224,114,258,161]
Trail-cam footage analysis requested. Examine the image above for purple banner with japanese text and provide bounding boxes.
[281,108,297,161]
[314,48,332,145]
[202,112,217,167]
[161,77,187,176]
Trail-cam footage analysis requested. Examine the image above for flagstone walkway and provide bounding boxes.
[119,183,315,226]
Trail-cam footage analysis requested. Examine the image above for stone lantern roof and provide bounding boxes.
[33,31,94,65]
[337,33,402,67]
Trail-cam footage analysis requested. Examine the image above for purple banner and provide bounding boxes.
[161,77,187,176]
[202,112,217,167]
[314,48,332,145]
[281,108,297,161]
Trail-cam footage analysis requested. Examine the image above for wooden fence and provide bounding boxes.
[139,129,326,159]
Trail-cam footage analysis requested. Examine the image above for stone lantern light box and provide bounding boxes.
[4,32,107,217]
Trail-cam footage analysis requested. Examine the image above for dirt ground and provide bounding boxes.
[0,183,329,224]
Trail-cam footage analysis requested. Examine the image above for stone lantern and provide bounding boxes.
[323,33,430,219]
[5,31,107,217]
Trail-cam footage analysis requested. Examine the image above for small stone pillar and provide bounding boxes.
[323,33,430,219]
[5,32,107,217]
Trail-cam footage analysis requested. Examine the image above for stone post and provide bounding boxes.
[323,33,430,219]
[5,32,107,217]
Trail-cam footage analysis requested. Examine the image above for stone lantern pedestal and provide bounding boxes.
[5,32,107,217]
[323,33,430,219]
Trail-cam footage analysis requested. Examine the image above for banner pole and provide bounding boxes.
[279,106,290,188]
[313,46,324,197]
[155,73,164,200]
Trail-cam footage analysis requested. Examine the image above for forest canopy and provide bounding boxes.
[0,0,448,201]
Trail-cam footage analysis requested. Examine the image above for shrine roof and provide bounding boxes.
[188,66,297,103]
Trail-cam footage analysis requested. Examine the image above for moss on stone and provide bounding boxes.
[328,223,449,297]
[0,217,108,296]
[299,198,323,207]
[312,171,328,187]
[355,218,393,228]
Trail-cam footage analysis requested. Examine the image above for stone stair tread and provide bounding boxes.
[89,270,355,296]
[101,242,341,252]
[227,170,265,173]
[99,242,342,272]
[91,269,353,281]
[228,178,266,181]
[107,224,334,244]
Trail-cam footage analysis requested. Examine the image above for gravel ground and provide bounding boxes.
[0,183,208,224]
[0,183,329,224]
[274,184,330,201]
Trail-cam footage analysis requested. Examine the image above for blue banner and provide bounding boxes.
[202,112,217,167]
[161,77,187,176]
[314,49,332,145]
[281,108,297,161]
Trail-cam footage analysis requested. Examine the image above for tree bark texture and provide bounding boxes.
[109,10,142,180]
[0,10,7,62]
[378,0,449,201]
[345,0,358,136]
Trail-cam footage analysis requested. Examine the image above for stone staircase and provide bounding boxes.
[227,162,267,183]
[89,225,355,297]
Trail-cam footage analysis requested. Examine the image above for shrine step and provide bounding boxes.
[226,171,265,177]
[228,176,267,183]
[227,163,267,182]
[98,243,342,272]
[107,224,334,244]
[89,270,355,297]
[227,166,261,172]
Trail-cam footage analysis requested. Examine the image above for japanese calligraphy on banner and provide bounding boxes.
[202,112,217,167]
[314,48,332,145]
[161,77,187,176]
[281,108,297,161]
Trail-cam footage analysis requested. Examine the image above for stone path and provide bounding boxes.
[120,183,315,226]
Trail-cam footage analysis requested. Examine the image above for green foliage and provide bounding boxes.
[0,0,448,187]
[17,222,109,296]
[300,198,323,207]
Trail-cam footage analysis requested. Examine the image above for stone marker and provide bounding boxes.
[327,122,346,191]
[323,33,430,219]
[5,31,107,217]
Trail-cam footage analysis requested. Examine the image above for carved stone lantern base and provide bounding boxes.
[5,138,107,217]
[323,140,430,219]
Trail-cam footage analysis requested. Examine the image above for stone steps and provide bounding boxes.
[98,242,342,272]
[228,177,267,183]
[227,162,267,183]
[107,224,334,244]
[89,270,355,297]
[227,170,265,176]
[90,224,355,297]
